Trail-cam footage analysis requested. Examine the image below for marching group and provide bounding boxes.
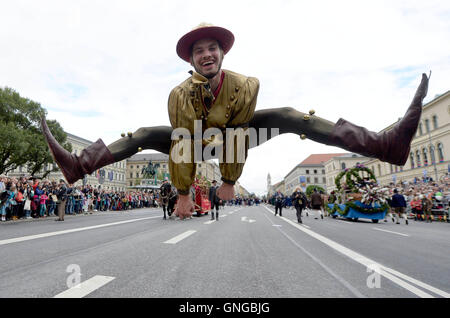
[268,179,450,225]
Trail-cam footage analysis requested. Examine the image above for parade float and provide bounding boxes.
[193,176,211,216]
[327,164,390,223]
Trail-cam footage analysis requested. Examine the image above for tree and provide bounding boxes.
[0,87,72,177]
[306,185,326,197]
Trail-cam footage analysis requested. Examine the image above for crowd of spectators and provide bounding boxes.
[0,176,163,222]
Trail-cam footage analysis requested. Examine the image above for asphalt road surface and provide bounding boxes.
[0,205,449,298]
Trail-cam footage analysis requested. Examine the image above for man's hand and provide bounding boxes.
[217,183,235,201]
[175,194,194,219]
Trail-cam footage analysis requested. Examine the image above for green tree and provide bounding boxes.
[0,87,72,177]
[306,185,326,197]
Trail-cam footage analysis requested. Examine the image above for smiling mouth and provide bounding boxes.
[202,61,215,67]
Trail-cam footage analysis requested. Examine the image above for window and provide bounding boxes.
[313,170,317,174]
[418,123,423,136]
[306,170,310,174]
[314,177,318,183]
[341,163,346,170]
[163,164,166,168]
[432,115,438,129]
[322,177,326,184]
[130,182,133,186]
[410,152,415,169]
[137,165,139,169]
[130,173,133,179]
[416,150,421,167]
[390,165,393,174]
[136,172,140,178]
[425,119,430,133]
[378,164,381,176]
[130,165,133,169]
[437,143,444,162]
[306,177,310,183]
[322,169,325,174]
[430,145,436,164]
[422,148,428,166]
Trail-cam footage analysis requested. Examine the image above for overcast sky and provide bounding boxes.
[1,0,449,195]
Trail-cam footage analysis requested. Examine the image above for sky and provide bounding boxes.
[1,0,449,196]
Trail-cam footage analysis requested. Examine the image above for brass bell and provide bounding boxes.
[309,109,315,115]
[121,133,125,137]
[230,95,235,101]
[300,134,307,140]
[303,114,310,121]
[138,147,143,152]
[127,132,133,137]
[235,87,239,92]
[225,114,229,118]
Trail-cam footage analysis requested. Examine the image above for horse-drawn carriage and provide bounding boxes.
[327,164,389,223]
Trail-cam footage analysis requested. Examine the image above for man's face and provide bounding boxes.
[190,38,223,79]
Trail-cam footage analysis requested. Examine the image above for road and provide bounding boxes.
[0,205,449,298]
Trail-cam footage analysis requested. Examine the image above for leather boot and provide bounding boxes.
[41,117,115,184]
[329,73,429,166]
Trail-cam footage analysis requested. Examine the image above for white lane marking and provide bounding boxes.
[301,224,311,229]
[204,220,216,225]
[241,216,256,223]
[221,215,227,218]
[263,206,448,298]
[54,275,115,298]
[337,220,352,224]
[163,230,196,244]
[229,211,235,214]
[373,228,410,237]
[0,216,161,246]
[273,224,282,227]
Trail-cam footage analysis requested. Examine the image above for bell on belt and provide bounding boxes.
[127,132,133,137]
[309,109,315,115]
[121,133,126,137]
[300,134,307,140]
[303,115,310,121]
[138,147,143,152]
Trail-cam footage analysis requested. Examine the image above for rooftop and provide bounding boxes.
[299,153,348,165]
[128,153,169,162]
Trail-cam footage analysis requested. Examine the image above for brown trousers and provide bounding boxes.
[57,199,66,220]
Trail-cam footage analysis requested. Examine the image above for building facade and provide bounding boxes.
[363,90,450,186]
[7,132,128,191]
[283,153,347,195]
[324,153,369,192]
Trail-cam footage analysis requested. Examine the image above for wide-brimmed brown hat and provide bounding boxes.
[176,23,234,62]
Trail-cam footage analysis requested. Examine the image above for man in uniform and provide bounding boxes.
[291,187,304,223]
[159,178,171,219]
[55,179,68,222]
[40,23,429,221]
[209,180,221,221]
[274,191,285,217]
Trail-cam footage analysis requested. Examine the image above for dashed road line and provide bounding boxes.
[163,230,197,244]
[54,275,115,298]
